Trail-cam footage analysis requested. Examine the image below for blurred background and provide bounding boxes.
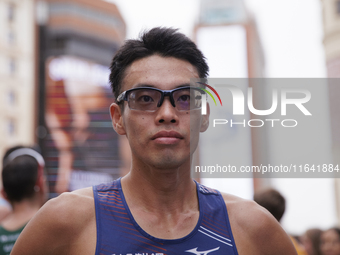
[1,0,340,239]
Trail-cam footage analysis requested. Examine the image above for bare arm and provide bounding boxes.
[224,195,298,255]
[11,188,96,255]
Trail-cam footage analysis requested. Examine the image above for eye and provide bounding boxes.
[139,95,154,103]
[178,95,190,102]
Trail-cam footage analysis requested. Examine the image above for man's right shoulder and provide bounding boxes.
[41,187,95,226]
[11,187,96,255]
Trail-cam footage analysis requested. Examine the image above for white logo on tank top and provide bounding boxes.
[185,247,220,255]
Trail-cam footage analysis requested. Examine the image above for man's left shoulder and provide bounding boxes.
[221,193,297,255]
[221,192,274,232]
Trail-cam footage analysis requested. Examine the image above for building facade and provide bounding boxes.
[0,0,36,170]
[322,0,340,223]
[193,0,267,197]
[323,0,340,77]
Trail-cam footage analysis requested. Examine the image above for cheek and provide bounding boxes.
[189,114,203,134]
[125,115,151,139]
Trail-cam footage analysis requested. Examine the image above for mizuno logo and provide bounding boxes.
[185,247,220,255]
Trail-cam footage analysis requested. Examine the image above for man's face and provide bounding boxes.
[110,55,209,170]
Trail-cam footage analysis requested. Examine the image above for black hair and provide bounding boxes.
[109,27,209,100]
[253,188,286,222]
[2,146,39,202]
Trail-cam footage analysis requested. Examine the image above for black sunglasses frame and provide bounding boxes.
[116,86,205,111]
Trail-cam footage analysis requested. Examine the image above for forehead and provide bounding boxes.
[121,55,199,91]
[322,230,340,240]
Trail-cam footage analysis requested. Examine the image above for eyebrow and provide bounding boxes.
[133,83,192,89]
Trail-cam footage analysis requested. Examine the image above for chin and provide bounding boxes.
[152,160,182,170]
[151,155,188,170]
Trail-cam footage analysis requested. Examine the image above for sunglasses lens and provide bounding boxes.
[173,88,203,111]
[127,89,161,111]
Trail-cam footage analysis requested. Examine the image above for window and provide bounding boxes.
[7,90,16,106]
[7,30,15,45]
[6,119,16,136]
[7,3,15,22]
[8,58,16,74]
[337,0,340,14]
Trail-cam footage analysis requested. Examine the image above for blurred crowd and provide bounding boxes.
[254,188,340,255]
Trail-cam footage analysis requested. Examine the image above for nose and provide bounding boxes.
[155,96,178,124]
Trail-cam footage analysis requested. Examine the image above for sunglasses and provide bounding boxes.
[116,86,205,112]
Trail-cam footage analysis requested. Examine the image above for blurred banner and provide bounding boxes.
[44,56,121,195]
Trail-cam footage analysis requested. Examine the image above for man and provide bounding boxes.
[12,27,297,255]
[0,146,47,255]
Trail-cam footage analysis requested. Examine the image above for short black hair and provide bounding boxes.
[2,146,40,202]
[253,188,286,222]
[109,27,209,100]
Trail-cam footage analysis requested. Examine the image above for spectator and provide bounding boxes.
[320,227,340,255]
[254,188,307,255]
[0,146,47,255]
[301,228,322,255]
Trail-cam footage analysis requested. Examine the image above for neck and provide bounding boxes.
[122,158,197,213]
[11,198,41,213]
[1,197,42,230]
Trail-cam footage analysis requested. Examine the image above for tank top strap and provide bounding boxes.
[195,180,239,255]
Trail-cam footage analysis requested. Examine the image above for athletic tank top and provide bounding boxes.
[93,179,239,255]
[0,225,26,255]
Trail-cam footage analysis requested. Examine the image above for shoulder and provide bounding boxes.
[39,187,95,235]
[42,187,94,225]
[11,187,96,255]
[222,192,272,229]
[221,193,297,255]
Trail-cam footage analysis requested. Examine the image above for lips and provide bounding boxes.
[151,131,184,140]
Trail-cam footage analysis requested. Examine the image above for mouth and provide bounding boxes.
[151,131,184,144]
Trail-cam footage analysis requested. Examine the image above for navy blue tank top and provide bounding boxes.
[93,179,239,255]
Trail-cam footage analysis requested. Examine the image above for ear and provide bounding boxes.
[34,171,48,204]
[1,189,8,202]
[200,102,210,132]
[110,103,126,135]
[36,170,45,192]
